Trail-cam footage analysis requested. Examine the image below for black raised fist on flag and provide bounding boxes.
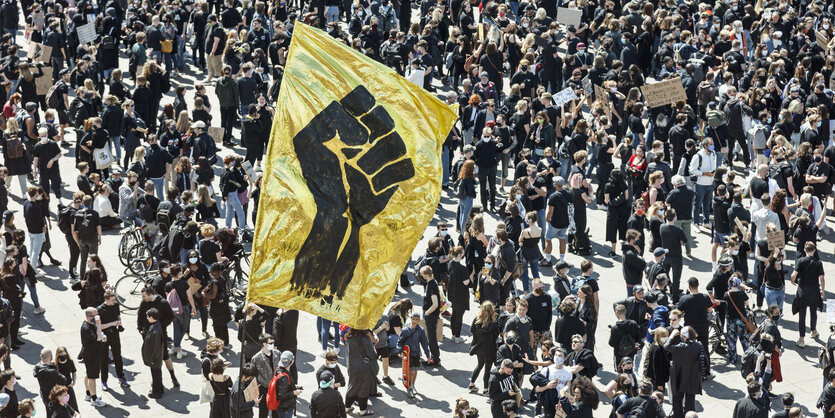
[291,86,415,299]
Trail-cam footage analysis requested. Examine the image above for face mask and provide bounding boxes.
[484,263,493,270]
[554,356,564,365]
[58,355,68,362]
[483,137,491,142]
[816,156,823,163]
[327,362,337,368]
[439,230,448,237]
[707,145,715,152]
[129,181,137,187]
[188,257,199,264]
[163,267,171,274]
[506,337,516,344]
[515,194,522,201]
[610,87,617,92]
[826,24,831,29]
[732,249,739,255]
[36,196,42,200]
[636,209,645,216]
[266,343,274,350]
[61,394,70,404]
[817,121,823,128]
[767,118,772,124]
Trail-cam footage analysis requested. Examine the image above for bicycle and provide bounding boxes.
[117,226,144,267]
[706,301,768,356]
[114,272,155,310]
[225,247,250,302]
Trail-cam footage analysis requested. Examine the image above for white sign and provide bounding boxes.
[828,300,835,323]
[553,87,577,107]
[76,22,97,45]
[557,8,583,28]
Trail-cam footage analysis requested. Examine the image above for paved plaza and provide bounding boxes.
[3,39,831,418]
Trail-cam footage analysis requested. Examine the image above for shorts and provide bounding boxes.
[208,54,223,75]
[376,346,390,358]
[408,355,420,370]
[712,231,728,245]
[84,356,101,379]
[56,109,68,125]
[545,224,567,240]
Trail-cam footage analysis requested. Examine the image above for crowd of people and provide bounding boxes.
[0,0,829,416]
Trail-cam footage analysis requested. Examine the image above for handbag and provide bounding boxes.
[727,291,757,334]
[92,146,113,169]
[464,54,474,73]
[199,379,213,404]
[160,39,174,53]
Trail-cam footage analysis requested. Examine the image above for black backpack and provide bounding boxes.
[0,298,12,326]
[101,35,116,50]
[57,205,75,235]
[74,209,98,241]
[137,195,156,223]
[156,207,172,234]
[381,41,401,66]
[46,82,63,109]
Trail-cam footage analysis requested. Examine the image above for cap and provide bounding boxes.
[553,176,566,186]
[59,69,69,76]
[24,102,37,112]
[524,4,536,11]
[191,121,207,129]
[319,370,334,388]
[1,210,13,223]
[279,351,294,367]
[633,285,645,294]
[207,13,217,21]
[480,71,489,78]
[653,248,669,257]
[790,86,800,93]
[644,292,658,303]
[576,42,586,49]
[184,221,199,234]
[572,68,582,76]
[554,260,571,271]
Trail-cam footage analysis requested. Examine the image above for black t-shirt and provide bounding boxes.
[387,312,403,330]
[547,189,571,228]
[659,224,686,257]
[96,302,121,326]
[764,264,786,289]
[706,271,731,302]
[749,177,768,202]
[165,278,190,307]
[504,315,533,348]
[807,162,834,196]
[794,224,819,252]
[598,139,613,165]
[80,321,102,353]
[423,279,440,314]
[199,239,221,265]
[527,176,548,210]
[796,256,823,288]
[723,290,749,321]
[56,82,68,110]
[677,292,712,328]
[146,144,173,179]
[32,140,61,173]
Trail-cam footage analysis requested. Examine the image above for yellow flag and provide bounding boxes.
[247,23,458,329]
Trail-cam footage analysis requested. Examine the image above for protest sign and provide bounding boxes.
[557,8,582,27]
[208,126,225,144]
[640,78,687,108]
[594,84,609,106]
[817,30,829,47]
[27,42,51,63]
[581,76,593,97]
[35,69,51,95]
[243,378,259,402]
[733,217,747,238]
[553,87,577,107]
[766,230,785,250]
[76,22,97,45]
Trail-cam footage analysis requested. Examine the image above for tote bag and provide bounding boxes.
[93,147,113,170]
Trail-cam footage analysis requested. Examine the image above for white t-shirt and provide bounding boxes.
[544,364,573,394]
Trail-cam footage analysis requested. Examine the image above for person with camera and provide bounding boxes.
[78,307,106,408]
[488,359,518,418]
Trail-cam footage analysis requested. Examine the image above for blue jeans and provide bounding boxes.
[316,317,340,352]
[764,286,785,316]
[519,257,540,294]
[275,409,294,418]
[326,5,340,23]
[224,192,247,233]
[29,232,45,270]
[109,136,122,162]
[458,197,473,231]
[585,143,598,178]
[151,177,165,200]
[172,306,191,349]
[536,208,546,248]
[176,35,186,70]
[150,50,163,66]
[26,280,40,309]
[120,215,143,229]
[558,157,570,179]
[442,147,450,186]
[693,183,712,225]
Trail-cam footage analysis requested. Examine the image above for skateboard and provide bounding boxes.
[401,345,411,390]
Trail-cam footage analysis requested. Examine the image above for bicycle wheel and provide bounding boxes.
[708,321,725,356]
[229,266,249,300]
[114,275,146,310]
[127,244,153,275]
[118,232,138,267]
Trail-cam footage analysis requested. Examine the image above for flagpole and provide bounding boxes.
[234,316,246,418]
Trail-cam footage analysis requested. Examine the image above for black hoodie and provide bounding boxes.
[33,362,67,399]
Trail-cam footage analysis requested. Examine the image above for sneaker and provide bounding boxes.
[176,350,187,360]
[91,398,107,408]
[168,347,177,355]
[599,204,607,211]
[17,330,27,336]
[382,376,395,385]
[101,382,109,391]
[34,270,44,278]
[317,350,327,358]
[69,278,80,286]
[334,347,341,355]
[33,307,45,315]
[118,377,130,387]
[798,338,806,348]
[84,395,91,402]
[468,385,478,393]
[811,330,819,339]
[453,337,465,343]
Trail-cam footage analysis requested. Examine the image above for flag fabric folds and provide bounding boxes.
[247,23,458,329]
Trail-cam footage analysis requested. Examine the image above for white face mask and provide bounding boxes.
[266,343,274,351]
[762,50,768,57]
[825,24,831,29]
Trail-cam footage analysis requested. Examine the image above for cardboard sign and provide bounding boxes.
[76,22,97,45]
[242,160,258,181]
[817,30,829,47]
[35,68,52,95]
[207,126,224,143]
[581,76,593,97]
[766,230,785,250]
[733,217,747,237]
[557,7,583,27]
[640,78,687,108]
[594,84,609,106]
[553,87,578,107]
[32,12,44,29]
[243,377,259,402]
[27,42,51,63]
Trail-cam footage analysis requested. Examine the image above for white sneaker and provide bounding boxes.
[317,350,326,358]
[176,350,187,360]
[34,270,45,278]
[168,347,177,355]
[334,347,341,355]
[91,398,106,408]
[798,338,806,348]
[84,395,91,402]
[33,307,45,315]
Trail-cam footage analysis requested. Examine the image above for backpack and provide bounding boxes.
[166,289,183,315]
[748,123,768,149]
[381,41,401,66]
[626,398,653,418]
[706,109,725,129]
[0,298,12,326]
[414,254,438,284]
[74,209,98,241]
[569,275,594,295]
[137,196,156,223]
[156,207,171,233]
[617,330,637,356]
[14,109,28,132]
[57,205,74,234]
[46,82,62,109]
[101,35,116,50]
[6,137,23,159]
[265,370,289,410]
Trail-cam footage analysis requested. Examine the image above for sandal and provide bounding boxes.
[359,409,375,416]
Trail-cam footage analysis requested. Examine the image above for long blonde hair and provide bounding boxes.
[474,301,497,326]
[176,110,190,133]
[468,214,485,237]
[4,118,19,136]
[197,185,215,206]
